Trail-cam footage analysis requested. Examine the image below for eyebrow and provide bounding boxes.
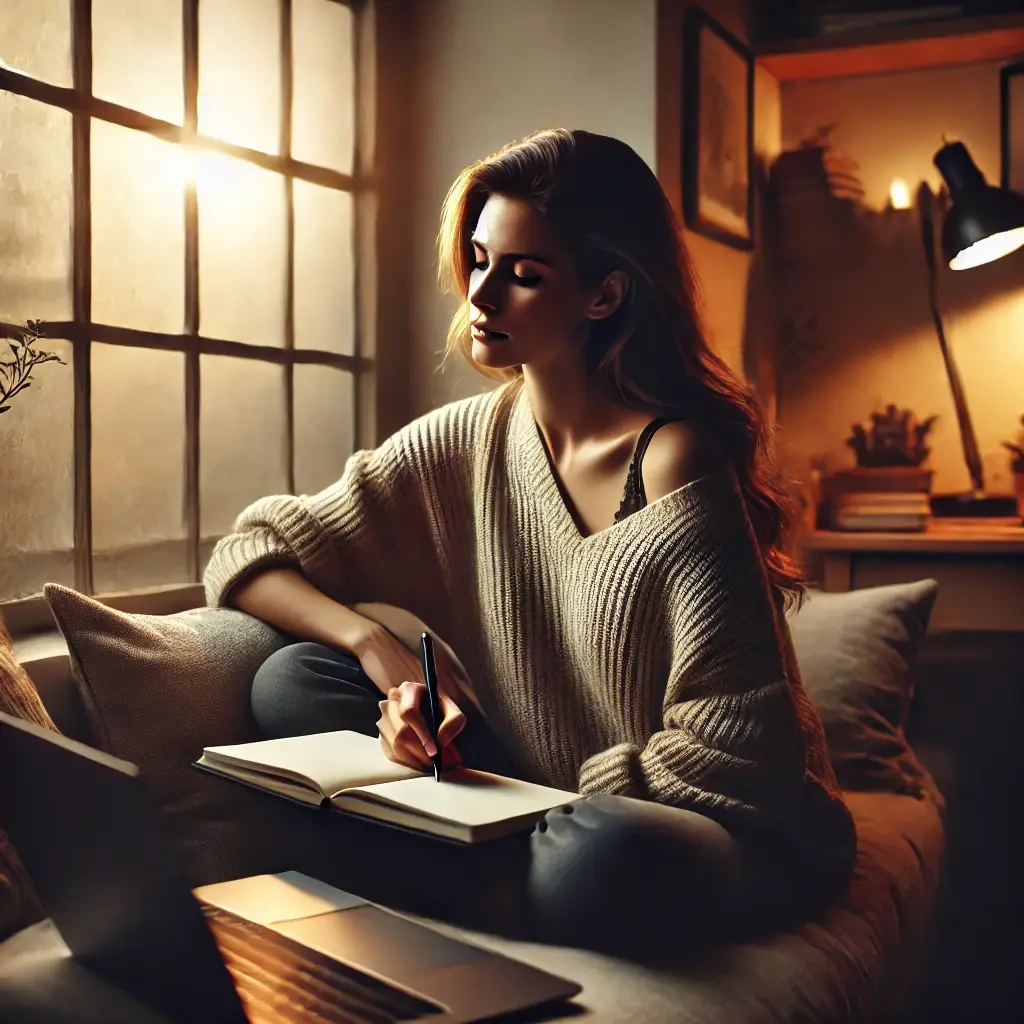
[470,237,553,267]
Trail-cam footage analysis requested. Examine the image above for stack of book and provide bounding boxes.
[823,467,932,532]
[833,490,931,532]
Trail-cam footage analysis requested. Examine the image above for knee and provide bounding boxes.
[527,795,744,954]
[251,642,334,738]
[531,795,718,894]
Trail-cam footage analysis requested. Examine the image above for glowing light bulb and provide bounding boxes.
[889,178,911,210]
[949,226,1024,269]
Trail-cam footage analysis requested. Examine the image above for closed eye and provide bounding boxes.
[472,260,542,287]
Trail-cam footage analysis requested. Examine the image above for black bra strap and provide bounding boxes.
[614,418,686,523]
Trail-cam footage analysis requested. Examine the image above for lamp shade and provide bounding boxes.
[933,141,1024,269]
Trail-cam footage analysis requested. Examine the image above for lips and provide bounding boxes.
[471,325,509,342]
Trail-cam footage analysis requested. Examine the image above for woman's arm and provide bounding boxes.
[229,566,373,652]
[229,566,433,699]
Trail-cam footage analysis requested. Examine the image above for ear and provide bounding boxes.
[584,270,629,322]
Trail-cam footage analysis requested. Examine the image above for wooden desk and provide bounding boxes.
[803,523,1024,632]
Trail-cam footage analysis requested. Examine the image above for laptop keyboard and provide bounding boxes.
[201,904,445,1023]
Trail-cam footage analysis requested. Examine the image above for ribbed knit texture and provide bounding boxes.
[205,381,856,882]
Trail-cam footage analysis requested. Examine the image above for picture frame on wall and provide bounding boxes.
[1001,60,1024,193]
[683,6,755,251]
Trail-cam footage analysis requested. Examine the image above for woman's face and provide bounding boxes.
[466,194,599,372]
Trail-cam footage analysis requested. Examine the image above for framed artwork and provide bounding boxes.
[1001,60,1024,193]
[683,7,755,251]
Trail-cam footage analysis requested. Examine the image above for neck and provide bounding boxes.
[521,351,633,458]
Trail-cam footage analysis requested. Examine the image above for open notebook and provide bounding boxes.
[194,730,580,843]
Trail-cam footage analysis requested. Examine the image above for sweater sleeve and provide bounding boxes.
[576,473,810,832]
[198,382,493,611]
[202,435,416,609]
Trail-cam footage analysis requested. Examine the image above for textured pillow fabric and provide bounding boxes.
[785,580,939,798]
[0,613,56,940]
[43,584,303,886]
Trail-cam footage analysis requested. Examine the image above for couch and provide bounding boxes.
[0,580,946,1023]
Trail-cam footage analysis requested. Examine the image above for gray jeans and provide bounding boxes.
[251,642,809,963]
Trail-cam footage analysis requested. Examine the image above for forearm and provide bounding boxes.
[229,566,370,651]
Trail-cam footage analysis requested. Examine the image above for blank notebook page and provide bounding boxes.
[204,730,422,795]
[349,768,578,826]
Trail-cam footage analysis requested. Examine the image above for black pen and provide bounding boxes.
[420,632,444,782]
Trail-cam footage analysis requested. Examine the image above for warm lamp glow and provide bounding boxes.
[948,225,1024,269]
[889,178,911,209]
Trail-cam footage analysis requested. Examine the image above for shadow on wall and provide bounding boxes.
[764,187,1024,406]
[741,156,780,425]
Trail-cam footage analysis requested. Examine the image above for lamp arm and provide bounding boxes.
[919,186,985,493]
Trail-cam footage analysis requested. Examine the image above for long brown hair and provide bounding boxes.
[437,128,804,607]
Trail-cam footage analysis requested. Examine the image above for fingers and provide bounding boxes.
[376,680,435,768]
[441,742,462,768]
[377,707,429,770]
[436,691,466,748]
[396,680,438,757]
[376,680,467,772]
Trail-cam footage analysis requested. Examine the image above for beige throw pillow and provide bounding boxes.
[0,612,56,940]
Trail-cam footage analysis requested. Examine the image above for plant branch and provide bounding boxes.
[0,321,66,415]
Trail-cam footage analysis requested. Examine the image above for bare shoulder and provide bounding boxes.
[640,420,729,503]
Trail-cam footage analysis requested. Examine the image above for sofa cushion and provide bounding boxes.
[786,579,939,798]
[0,614,55,941]
[43,584,299,886]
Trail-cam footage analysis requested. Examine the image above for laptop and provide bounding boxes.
[0,712,582,1023]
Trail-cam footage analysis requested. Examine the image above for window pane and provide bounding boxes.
[294,365,353,495]
[0,0,71,87]
[0,338,73,600]
[91,344,188,593]
[91,121,185,334]
[93,0,183,124]
[292,0,354,174]
[0,93,73,324]
[198,0,281,154]
[197,153,286,346]
[200,356,287,541]
[294,180,354,355]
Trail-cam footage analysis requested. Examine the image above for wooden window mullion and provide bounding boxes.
[282,0,296,496]
[183,0,201,581]
[71,0,93,594]
[351,0,364,449]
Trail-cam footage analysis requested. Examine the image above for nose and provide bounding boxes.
[468,268,499,314]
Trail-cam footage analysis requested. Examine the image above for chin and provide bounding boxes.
[471,338,521,370]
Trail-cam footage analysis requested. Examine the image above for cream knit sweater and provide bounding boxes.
[205,381,856,883]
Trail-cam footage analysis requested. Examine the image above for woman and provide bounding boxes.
[204,129,856,961]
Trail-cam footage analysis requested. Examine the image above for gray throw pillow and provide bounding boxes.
[786,579,939,798]
[43,584,303,886]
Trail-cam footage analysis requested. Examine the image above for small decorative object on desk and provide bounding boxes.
[817,404,938,532]
[846,403,936,469]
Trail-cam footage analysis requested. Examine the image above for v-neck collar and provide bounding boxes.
[511,386,728,548]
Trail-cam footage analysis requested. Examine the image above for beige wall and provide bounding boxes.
[777,60,1024,496]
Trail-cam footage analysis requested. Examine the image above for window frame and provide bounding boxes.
[0,0,369,626]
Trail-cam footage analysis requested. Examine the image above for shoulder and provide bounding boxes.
[640,419,730,504]
[387,384,511,459]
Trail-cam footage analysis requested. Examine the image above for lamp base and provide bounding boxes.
[930,493,1020,519]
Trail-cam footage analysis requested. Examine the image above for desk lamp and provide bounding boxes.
[917,141,1024,518]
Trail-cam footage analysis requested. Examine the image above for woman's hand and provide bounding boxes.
[344,616,426,696]
[377,680,466,771]
[342,614,467,770]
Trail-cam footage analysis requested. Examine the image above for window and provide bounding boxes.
[0,0,367,607]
